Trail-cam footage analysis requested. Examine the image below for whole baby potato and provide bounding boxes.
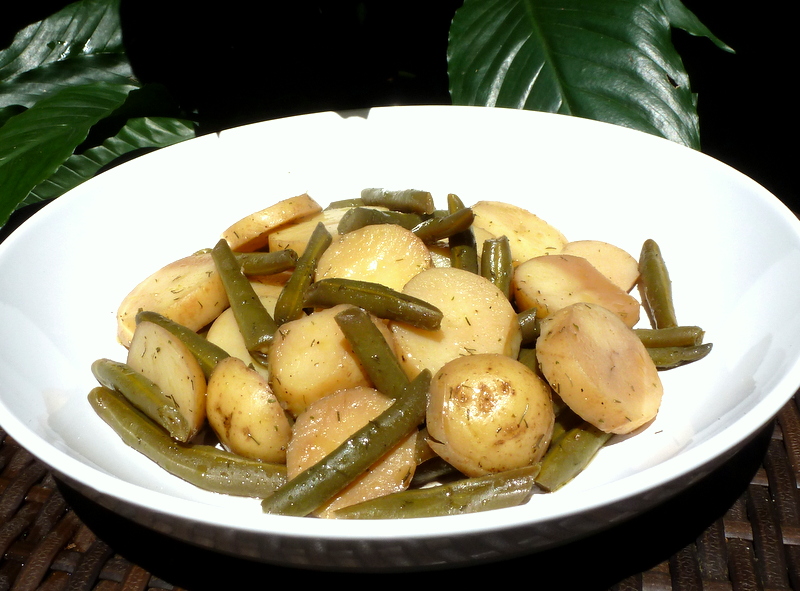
[426,353,554,477]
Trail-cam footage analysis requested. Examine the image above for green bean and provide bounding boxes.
[273,221,332,325]
[306,278,443,330]
[638,239,678,329]
[446,194,479,273]
[337,207,422,234]
[408,456,464,488]
[332,465,539,519]
[634,325,705,348]
[212,239,277,357]
[89,386,286,496]
[360,188,435,215]
[327,198,364,209]
[412,207,475,243]
[647,343,713,369]
[236,249,298,275]
[91,358,192,442]
[518,308,541,345]
[261,369,431,517]
[516,347,539,374]
[135,311,229,379]
[535,422,611,492]
[333,305,411,400]
[481,236,513,299]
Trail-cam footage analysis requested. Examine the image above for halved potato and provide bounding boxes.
[206,356,291,462]
[426,353,554,477]
[536,302,663,434]
[470,201,567,265]
[126,319,207,441]
[560,240,640,292]
[315,223,432,292]
[116,253,228,348]
[390,267,521,378]
[512,254,641,328]
[221,193,322,252]
[287,386,418,518]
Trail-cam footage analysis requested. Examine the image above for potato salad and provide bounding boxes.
[89,189,712,519]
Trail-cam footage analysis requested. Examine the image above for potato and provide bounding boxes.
[126,320,207,441]
[221,193,322,252]
[536,302,663,434]
[390,267,522,378]
[315,223,432,292]
[512,254,641,328]
[470,200,567,265]
[206,356,292,462]
[560,240,640,292]
[287,386,417,518]
[426,354,554,477]
[267,207,352,256]
[116,253,228,348]
[268,304,396,416]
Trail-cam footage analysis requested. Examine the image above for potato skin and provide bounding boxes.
[536,303,663,434]
[426,353,554,477]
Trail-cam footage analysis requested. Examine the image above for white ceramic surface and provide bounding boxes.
[1,106,799,571]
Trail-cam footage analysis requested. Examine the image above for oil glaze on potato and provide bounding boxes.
[391,267,522,378]
[206,356,291,462]
[426,354,554,477]
[536,303,663,435]
[513,254,641,328]
[287,386,417,518]
[116,253,228,348]
[268,304,396,416]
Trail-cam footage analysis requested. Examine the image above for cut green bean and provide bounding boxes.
[518,308,541,345]
[261,369,430,517]
[135,311,229,379]
[89,386,286,496]
[360,188,435,215]
[337,207,422,234]
[647,342,713,369]
[412,207,474,243]
[446,193,479,273]
[236,249,298,275]
[332,465,539,519]
[635,325,705,348]
[273,221,332,325]
[333,305,411,400]
[327,198,364,209]
[481,236,513,298]
[306,278,443,330]
[212,239,277,357]
[638,239,678,329]
[91,358,192,442]
[535,422,611,492]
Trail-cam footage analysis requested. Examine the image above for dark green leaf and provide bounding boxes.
[23,116,196,205]
[0,82,133,226]
[659,0,734,52]
[447,0,702,148]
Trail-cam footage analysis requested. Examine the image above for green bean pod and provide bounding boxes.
[306,277,443,330]
[647,342,713,369]
[212,238,277,356]
[480,236,514,298]
[638,238,678,329]
[89,386,286,496]
[518,308,541,345]
[446,194,479,273]
[91,358,192,442]
[412,207,475,243]
[333,305,411,400]
[261,369,431,517]
[635,325,705,348]
[327,198,365,209]
[135,310,229,379]
[332,465,539,519]
[273,222,332,325]
[360,188,435,215]
[236,249,298,275]
[535,422,612,492]
[337,207,422,234]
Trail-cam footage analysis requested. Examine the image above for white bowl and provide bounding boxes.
[1,106,798,571]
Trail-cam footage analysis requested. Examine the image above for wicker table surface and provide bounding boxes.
[1,392,798,591]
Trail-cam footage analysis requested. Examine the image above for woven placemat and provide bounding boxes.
[1,393,798,590]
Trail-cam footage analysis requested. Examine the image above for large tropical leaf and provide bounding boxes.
[447,0,722,148]
[0,82,133,226]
